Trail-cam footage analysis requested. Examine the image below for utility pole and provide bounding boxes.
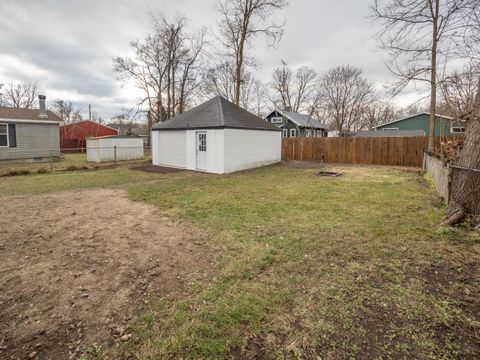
[89,104,92,121]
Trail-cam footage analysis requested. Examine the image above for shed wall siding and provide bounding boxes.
[377,114,460,136]
[186,129,224,173]
[0,122,60,160]
[87,138,144,162]
[154,130,187,168]
[223,129,281,173]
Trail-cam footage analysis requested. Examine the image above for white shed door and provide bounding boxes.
[196,132,207,170]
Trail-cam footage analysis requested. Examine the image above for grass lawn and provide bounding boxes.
[1,163,479,359]
[0,151,151,176]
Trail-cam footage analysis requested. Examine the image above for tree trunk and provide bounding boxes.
[147,110,153,148]
[235,45,245,106]
[445,80,480,224]
[428,0,439,152]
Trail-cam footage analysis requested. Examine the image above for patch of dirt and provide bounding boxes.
[131,162,185,174]
[280,160,326,169]
[422,262,480,357]
[422,262,479,311]
[0,189,212,360]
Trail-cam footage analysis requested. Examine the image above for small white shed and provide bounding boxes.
[151,96,282,174]
[87,135,144,162]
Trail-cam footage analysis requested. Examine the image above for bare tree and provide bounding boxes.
[271,63,318,113]
[114,14,206,135]
[204,61,269,116]
[204,61,237,102]
[240,75,269,116]
[251,80,269,117]
[442,9,480,226]
[317,65,374,134]
[372,0,480,151]
[1,81,38,108]
[362,99,397,130]
[50,99,83,123]
[439,62,480,120]
[217,0,288,105]
[443,78,480,226]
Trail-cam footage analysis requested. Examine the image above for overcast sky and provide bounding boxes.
[0,0,419,120]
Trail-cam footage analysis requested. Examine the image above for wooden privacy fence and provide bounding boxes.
[281,137,463,167]
[423,152,451,202]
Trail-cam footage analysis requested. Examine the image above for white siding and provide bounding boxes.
[87,137,144,162]
[151,131,160,165]
[223,129,281,173]
[186,129,224,173]
[152,128,281,174]
[154,130,186,168]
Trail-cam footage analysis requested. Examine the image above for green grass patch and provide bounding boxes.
[1,163,478,358]
[0,152,151,176]
[123,165,480,359]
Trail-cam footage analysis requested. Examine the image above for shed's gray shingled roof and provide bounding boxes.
[0,106,62,121]
[269,109,328,129]
[152,96,281,131]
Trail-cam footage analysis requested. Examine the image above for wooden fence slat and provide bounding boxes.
[281,136,463,167]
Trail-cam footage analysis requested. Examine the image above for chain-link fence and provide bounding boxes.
[0,146,150,176]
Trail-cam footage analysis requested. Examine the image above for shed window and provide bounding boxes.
[271,116,283,124]
[451,126,465,133]
[8,124,16,147]
[289,128,297,137]
[0,124,8,147]
[198,133,207,151]
[282,129,288,137]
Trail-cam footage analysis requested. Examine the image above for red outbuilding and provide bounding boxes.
[60,120,118,151]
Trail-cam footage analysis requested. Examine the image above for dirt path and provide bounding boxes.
[0,189,212,360]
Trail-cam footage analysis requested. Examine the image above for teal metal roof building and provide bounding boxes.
[373,112,465,136]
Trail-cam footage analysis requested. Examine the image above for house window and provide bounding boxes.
[0,124,8,147]
[451,126,465,134]
[383,128,398,131]
[282,129,288,137]
[271,116,283,124]
[289,128,297,137]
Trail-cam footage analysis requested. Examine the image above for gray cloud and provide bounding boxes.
[0,0,408,119]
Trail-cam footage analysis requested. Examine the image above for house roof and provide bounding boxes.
[0,106,62,122]
[373,112,454,129]
[268,109,328,129]
[62,120,119,132]
[152,96,280,131]
[89,135,141,140]
[356,129,426,137]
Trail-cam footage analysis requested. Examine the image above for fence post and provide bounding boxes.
[114,145,117,165]
[447,163,452,203]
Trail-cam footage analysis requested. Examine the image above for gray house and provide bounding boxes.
[264,108,328,137]
[0,95,62,161]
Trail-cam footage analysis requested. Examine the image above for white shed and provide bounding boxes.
[87,135,144,162]
[151,96,282,174]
